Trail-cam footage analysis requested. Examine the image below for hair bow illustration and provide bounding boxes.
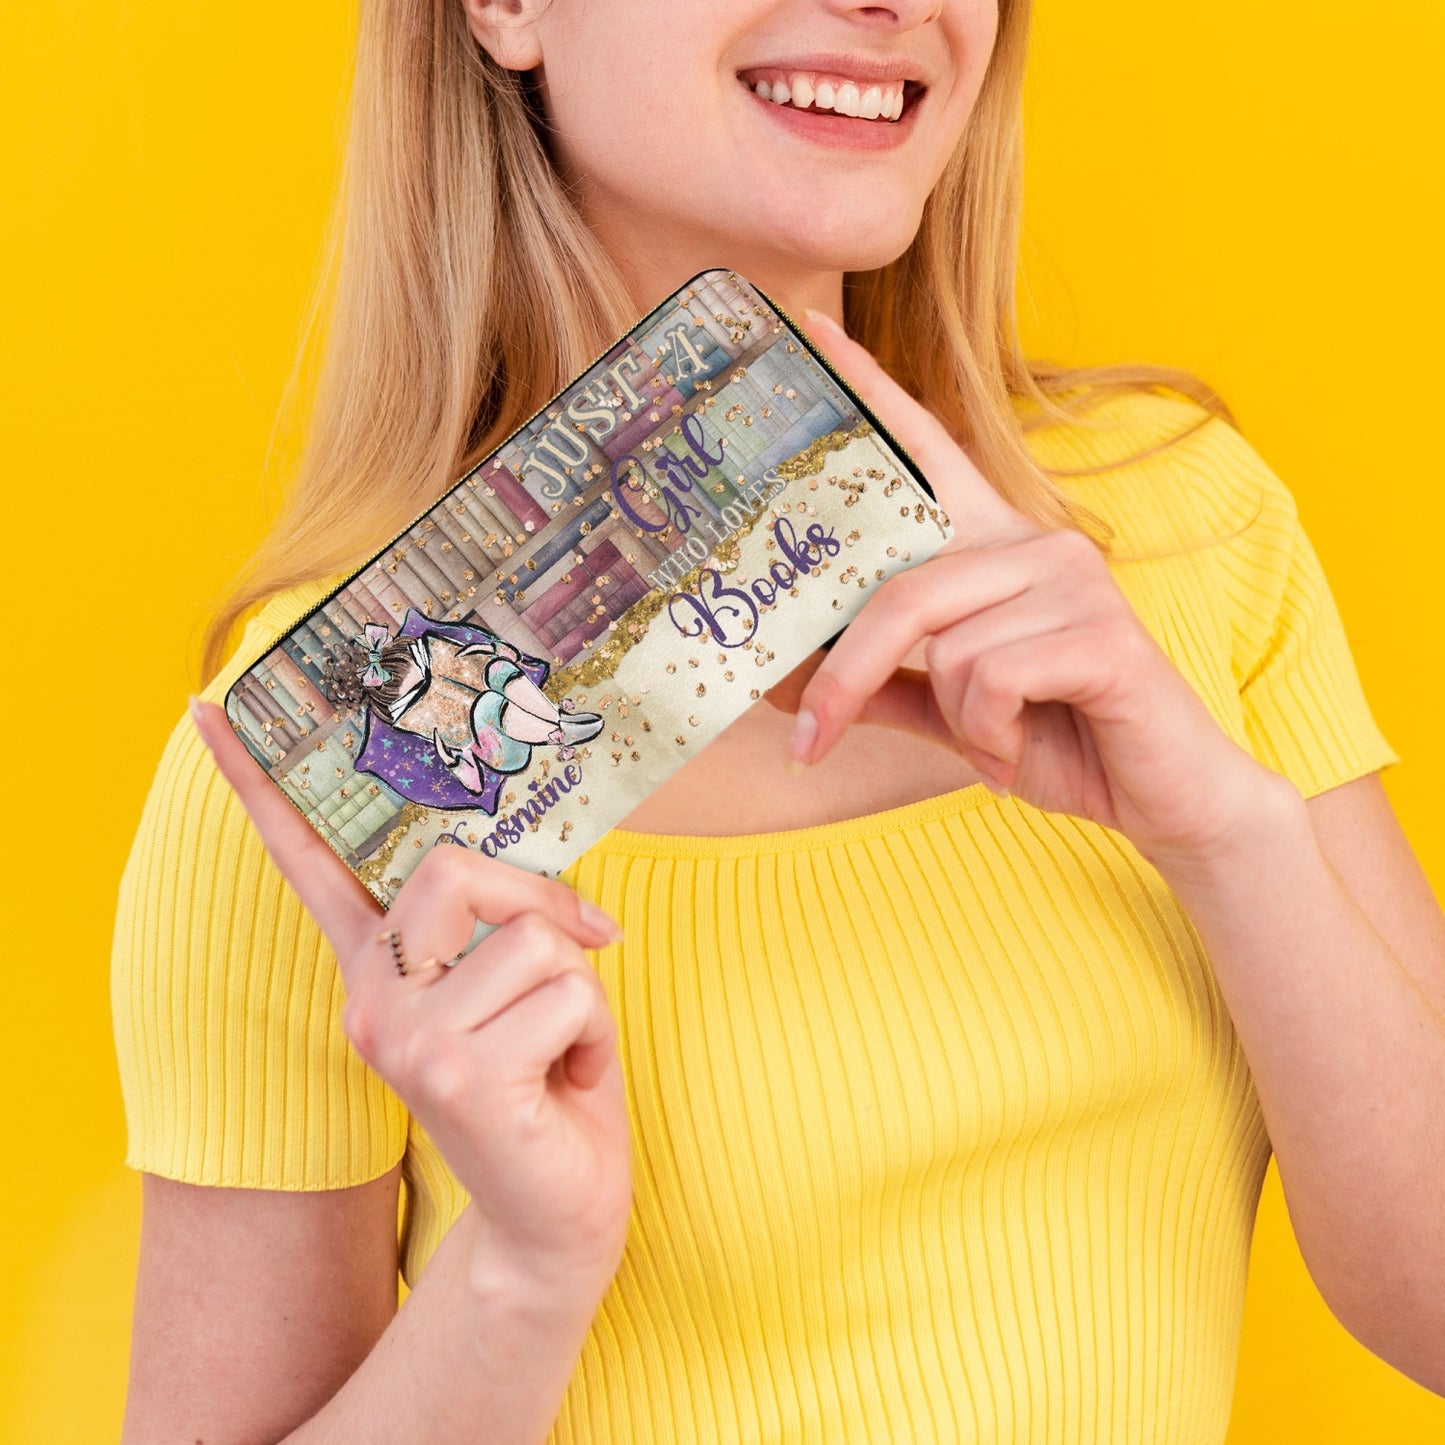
[356,623,393,687]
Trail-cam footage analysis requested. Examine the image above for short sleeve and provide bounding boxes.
[1210,429,1398,798]
[112,593,408,1190]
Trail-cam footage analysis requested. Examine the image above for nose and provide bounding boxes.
[822,0,944,25]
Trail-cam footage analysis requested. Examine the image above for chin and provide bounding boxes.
[750,201,925,276]
[782,229,920,276]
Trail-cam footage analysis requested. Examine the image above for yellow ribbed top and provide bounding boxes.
[113,390,1395,1442]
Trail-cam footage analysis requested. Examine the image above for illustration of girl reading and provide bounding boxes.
[323,611,603,815]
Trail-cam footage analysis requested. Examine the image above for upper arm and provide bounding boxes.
[123,1166,402,1444]
[113,635,413,1437]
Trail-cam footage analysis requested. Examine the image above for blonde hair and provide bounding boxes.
[202,0,1231,682]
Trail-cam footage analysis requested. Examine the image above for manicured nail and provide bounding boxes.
[579,899,623,944]
[801,307,845,338]
[789,708,818,766]
[187,694,204,728]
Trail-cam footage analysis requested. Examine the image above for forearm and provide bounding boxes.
[1147,775,1445,1390]
[287,1205,604,1444]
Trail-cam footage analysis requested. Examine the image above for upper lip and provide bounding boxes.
[736,53,929,88]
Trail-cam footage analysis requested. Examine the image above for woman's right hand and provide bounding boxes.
[190,697,632,1294]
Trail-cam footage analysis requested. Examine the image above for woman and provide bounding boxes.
[114,1,1445,1440]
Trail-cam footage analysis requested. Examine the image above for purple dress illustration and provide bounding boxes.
[325,611,603,814]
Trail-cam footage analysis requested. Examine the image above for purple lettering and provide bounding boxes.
[667,567,760,648]
[681,411,726,469]
[773,515,840,573]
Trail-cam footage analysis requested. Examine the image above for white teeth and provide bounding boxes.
[750,72,907,121]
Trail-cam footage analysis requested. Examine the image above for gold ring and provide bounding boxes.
[377,929,445,978]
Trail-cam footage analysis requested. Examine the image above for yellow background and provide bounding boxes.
[3,1,1441,1438]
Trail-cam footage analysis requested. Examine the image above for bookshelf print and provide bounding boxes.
[226,270,952,904]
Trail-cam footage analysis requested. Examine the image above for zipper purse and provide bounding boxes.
[225,269,952,906]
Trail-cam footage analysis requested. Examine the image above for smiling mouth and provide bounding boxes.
[737,70,925,124]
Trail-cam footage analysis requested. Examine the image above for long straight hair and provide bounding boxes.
[202,0,1229,680]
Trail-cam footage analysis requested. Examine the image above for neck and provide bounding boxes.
[584,205,848,330]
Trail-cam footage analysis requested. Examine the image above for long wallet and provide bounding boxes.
[225,269,952,906]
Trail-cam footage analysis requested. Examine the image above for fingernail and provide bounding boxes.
[972,751,1013,798]
[801,307,845,338]
[187,694,204,729]
[580,899,623,944]
[788,708,818,766]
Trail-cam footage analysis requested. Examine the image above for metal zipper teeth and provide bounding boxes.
[233,270,938,687]
[235,269,938,682]
[226,275,722,684]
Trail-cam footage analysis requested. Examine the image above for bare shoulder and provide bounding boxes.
[123,1166,401,1443]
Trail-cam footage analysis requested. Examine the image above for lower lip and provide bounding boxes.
[741,83,920,151]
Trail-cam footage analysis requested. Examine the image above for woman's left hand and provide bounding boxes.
[789,310,1283,867]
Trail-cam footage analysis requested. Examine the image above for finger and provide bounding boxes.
[792,545,1045,763]
[388,844,622,975]
[482,966,617,1092]
[761,647,827,716]
[797,309,1037,545]
[191,697,381,948]
[957,629,1136,771]
[921,601,1076,728]
[414,910,589,1033]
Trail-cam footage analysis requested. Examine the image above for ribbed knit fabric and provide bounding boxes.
[112,389,1396,1442]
